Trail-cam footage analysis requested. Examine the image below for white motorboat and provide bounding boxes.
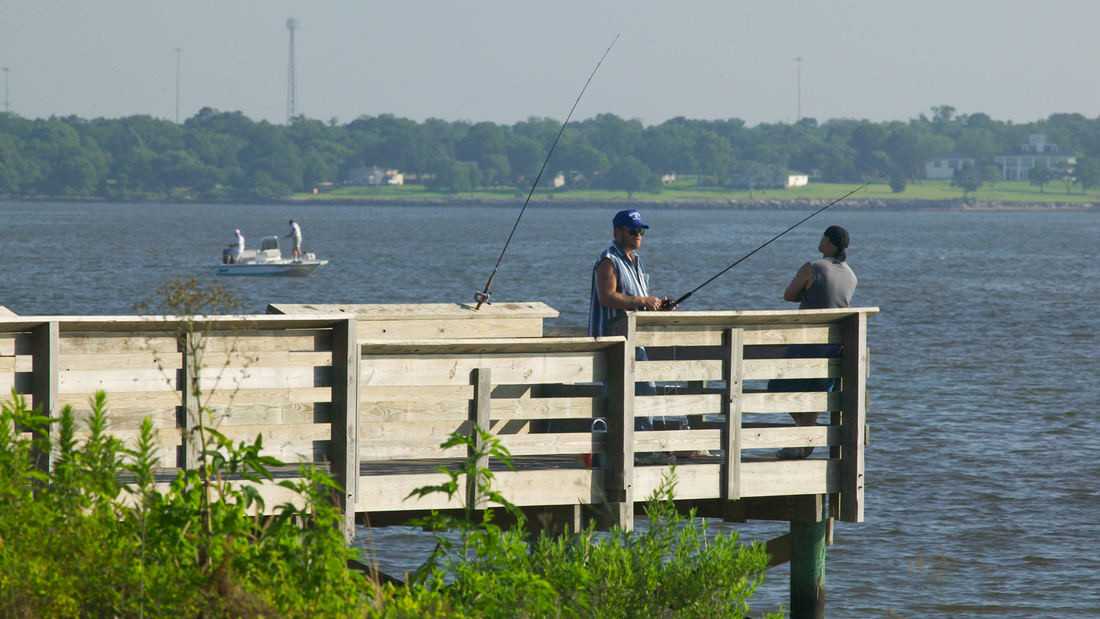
[217,236,328,277]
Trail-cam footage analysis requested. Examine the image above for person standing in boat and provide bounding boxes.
[588,209,682,434]
[234,228,246,262]
[775,224,857,458]
[286,220,303,260]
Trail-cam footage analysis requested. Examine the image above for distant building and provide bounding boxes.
[551,173,565,189]
[785,174,809,189]
[661,173,678,185]
[994,134,1075,181]
[924,155,975,180]
[345,166,404,186]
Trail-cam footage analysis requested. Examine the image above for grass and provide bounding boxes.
[291,180,1100,206]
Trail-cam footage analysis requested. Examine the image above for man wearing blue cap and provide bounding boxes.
[588,208,666,337]
[589,209,686,441]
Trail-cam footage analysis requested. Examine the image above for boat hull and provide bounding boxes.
[215,261,327,277]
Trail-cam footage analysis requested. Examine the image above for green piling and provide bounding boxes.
[790,517,826,618]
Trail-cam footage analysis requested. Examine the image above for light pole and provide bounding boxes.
[174,48,182,123]
[794,56,803,122]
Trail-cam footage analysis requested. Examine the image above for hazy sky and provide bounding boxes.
[2,0,1099,126]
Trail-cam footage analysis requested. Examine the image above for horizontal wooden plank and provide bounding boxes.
[497,433,598,456]
[635,391,842,416]
[741,460,839,497]
[60,350,332,372]
[360,352,605,386]
[356,468,600,512]
[361,385,474,402]
[741,426,839,449]
[271,302,558,321]
[635,430,721,453]
[362,396,600,423]
[631,307,879,328]
[636,358,838,382]
[743,392,841,413]
[60,335,179,355]
[59,369,178,394]
[360,337,624,355]
[359,441,466,462]
[356,472,465,511]
[125,479,309,515]
[635,394,722,417]
[633,460,839,500]
[196,366,331,390]
[359,318,545,340]
[360,420,470,441]
[635,326,837,347]
[0,356,33,372]
[200,330,332,352]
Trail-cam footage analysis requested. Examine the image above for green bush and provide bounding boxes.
[0,391,369,616]
[0,394,776,617]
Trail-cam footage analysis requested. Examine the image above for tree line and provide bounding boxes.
[2,104,1100,200]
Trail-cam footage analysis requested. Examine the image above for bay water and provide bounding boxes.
[3,200,1097,617]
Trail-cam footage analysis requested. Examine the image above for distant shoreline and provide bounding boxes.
[3,194,1096,212]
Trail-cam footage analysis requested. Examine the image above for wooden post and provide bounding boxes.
[181,331,201,469]
[605,318,635,531]
[720,328,743,516]
[30,321,59,472]
[839,312,867,523]
[330,318,360,539]
[468,367,491,511]
[790,496,828,619]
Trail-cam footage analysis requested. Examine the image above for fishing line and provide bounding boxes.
[667,183,867,308]
[473,33,621,310]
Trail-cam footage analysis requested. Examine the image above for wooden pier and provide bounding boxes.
[0,302,875,618]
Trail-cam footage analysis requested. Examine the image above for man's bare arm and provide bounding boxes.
[596,259,662,310]
[783,262,814,302]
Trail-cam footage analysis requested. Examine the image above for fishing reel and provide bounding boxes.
[473,290,492,308]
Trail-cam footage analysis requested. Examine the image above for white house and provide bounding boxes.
[994,134,1075,181]
[345,166,404,186]
[924,155,975,180]
[785,174,809,189]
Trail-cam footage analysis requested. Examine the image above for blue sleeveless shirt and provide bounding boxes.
[588,243,649,337]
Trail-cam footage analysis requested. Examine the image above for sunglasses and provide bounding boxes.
[624,228,646,237]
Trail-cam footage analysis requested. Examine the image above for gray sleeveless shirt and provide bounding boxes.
[588,243,649,337]
[800,258,857,309]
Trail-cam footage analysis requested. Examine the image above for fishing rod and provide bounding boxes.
[666,182,867,309]
[473,34,621,310]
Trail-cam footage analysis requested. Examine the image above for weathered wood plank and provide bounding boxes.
[360,353,604,386]
[356,469,601,512]
[722,328,744,503]
[742,426,839,450]
[633,392,841,416]
[634,460,839,500]
[469,368,491,509]
[635,325,837,347]
[635,430,721,453]
[359,318,546,341]
[269,301,558,321]
[330,319,359,537]
[497,433,597,456]
[632,308,879,328]
[360,337,624,355]
[635,358,839,382]
[605,321,635,530]
[361,385,474,402]
[839,313,868,523]
[32,322,59,471]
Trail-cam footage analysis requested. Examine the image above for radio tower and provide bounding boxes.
[286,17,299,123]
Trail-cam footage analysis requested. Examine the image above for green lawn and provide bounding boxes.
[291,180,1099,205]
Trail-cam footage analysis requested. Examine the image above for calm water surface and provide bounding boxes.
[3,201,1098,617]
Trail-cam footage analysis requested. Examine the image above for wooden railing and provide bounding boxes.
[612,308,876,523]
[0,306,875,535]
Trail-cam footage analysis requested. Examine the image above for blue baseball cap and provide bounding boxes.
[612,209,649,230]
